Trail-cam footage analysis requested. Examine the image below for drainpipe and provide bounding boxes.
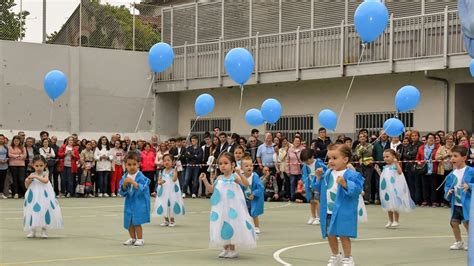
[424,70,449,132]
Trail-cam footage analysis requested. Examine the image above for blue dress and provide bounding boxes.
[241,172,264,218]
[119,171,151,229]
[209,174,257,249]
[316,168,364,238]
[444,166,474,221]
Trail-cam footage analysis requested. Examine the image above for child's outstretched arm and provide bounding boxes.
[337,171,363,198]
[200,173,213,193]
[34,173,49,184]
[394,159,403,175]
[235,171,250,186]
[133,174,151,195]
[172,169,178,182]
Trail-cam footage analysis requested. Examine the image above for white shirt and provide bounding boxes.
[327,169,347,214]
[246,173,253,186]
[453,166,467,207]
[308,163,316,177]
[94,147,112,171]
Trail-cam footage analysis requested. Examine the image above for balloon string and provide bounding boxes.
[48,100,54,129]
[336,43,367,130]
[239,85,244,110]
[135,75,155,133]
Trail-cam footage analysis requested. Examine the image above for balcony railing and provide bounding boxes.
[157,9,466,83]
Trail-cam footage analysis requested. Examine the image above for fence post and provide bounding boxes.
[79,0,82,46]
[184,42,188,88]
[221,0,225,39]
[195,2,198,77]
[310,0,315,67]
[255,32,259,83]
[443,6,448,68]
[340,20,344,76]
[249,0,253,37]
[218,37,223,86]
[170,6,174,46]
[295,26,300,80]
[389,13,394,72]
[132,3,136,51]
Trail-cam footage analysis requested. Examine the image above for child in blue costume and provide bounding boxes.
[200,152,256,259]
[301,148,327,225]
[444,145,474,251]
[240,155,264,234]
[315,144,364,266]
[119,152,150,247]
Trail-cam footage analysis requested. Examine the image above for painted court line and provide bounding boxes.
[273,235,454,266]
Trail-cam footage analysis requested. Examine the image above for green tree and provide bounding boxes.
[0,0,30,41]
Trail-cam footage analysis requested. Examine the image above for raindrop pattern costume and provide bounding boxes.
[379,165,416,212]
[153,169,185,217]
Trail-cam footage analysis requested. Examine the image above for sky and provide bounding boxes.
[11,0,137,43]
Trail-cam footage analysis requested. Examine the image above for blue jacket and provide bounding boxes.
[119,171,151,229]
[444,166,474,221]
[316,168,364,239]
[301,158,328,202]
[241,172,265,218]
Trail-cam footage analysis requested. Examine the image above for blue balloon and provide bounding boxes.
[318,109,338,131]
[245,109,264,127]
[395,85,421,112]
[261,98,282,124]
[470,59,474,77]
[354,1,389,43]
[224,48,254,85]
[195,93,215,117]
[148,42,174,73]
[43,70,67,102]
[383,118,405,137]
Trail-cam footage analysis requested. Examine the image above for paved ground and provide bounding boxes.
[0,198,467,265]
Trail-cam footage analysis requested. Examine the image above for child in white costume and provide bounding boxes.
[24,155,63,238]
[153,154,185,227]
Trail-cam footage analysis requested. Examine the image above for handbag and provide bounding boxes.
[75,184,85,194]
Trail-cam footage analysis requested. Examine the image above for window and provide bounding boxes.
[190,118,231,142]
[355,111,414,137]
[265,115,314,143]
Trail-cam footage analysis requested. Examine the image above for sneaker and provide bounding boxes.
[307,217,316,225]
[88,194,95,198]
[0,194,7,199]
[218,249,228,258]
[312,217,321,225]
[134,239,144,246]
[327,254,343,266]
[192,194,197,198]
[111,193,116,197]
[225,250,239,259]
[41,228,48,239]
[103,193,110,198]
[450,241,464,250]
[465,245,468,251]
[182,193,186,198]
[14,194,19,199]
[169,222,176,227]
[391,221,400,228]
[66,193,71,198]
[255,227,261,234]
[26,230,36,238]
[98,193,103,198]
[60,194,65,198]
[160,221,169,227]
[123,238,136,245]
[385,221,392,228]
[342,256,355,266]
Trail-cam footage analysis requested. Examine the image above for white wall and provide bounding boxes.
[0,40,155,138]
[177,70,473,137]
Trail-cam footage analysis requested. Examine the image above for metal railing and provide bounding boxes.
[157,9,466,83]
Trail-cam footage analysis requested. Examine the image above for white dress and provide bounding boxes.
[23,172,64,231]
[357,195,368,223]
[379,165,416,212]
[153,169,185,217]
[209,174,257,249]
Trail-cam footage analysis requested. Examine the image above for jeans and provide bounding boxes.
[280,172,290,199]
[422,173,438,205]
[184,166,200,195]
[61,166,74,195]
[359,164,375,202]
[143,171,155,193]
[178,168,186,192]
[10,166,26,197]
[289,174,302,202]
[403,165,416,203]
[0,169,7,195]
[96,171,110,194]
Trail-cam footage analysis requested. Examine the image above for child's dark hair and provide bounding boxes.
[234,145,245,153]
[300,148,314,162]
[383,149,400,160]
[327,143,352,160]
[191,135,199,141]
[32,155,47,164]
[343,137,352,143]
[219,152,236,165]
[125,152,140,163]
[452,145,468,157]
[163,153,174,162]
